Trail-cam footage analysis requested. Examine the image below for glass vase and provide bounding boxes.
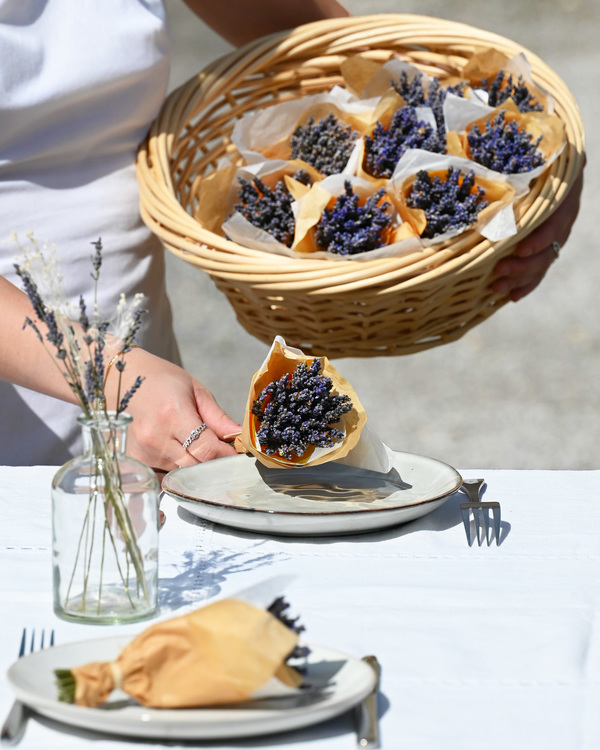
[52,413,160,624]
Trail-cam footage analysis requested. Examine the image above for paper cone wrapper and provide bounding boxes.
[461,48,552,112]
[67,598,301,708]
[241,336,367,468]
[461,100,566,169]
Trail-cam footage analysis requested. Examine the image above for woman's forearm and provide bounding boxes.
[0,275,81,404]
[181,0,350,47]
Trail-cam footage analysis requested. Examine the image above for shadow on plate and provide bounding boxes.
[257,462,412,505]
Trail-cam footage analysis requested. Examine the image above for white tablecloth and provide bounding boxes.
[1,465,599,749]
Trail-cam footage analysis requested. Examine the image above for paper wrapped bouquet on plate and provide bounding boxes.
[237,335,396,474]
[137,14,584,357]
[162,337,462,537]
[6,580,378,740]
[55,591,306,708]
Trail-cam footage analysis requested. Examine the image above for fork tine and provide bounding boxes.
[482,507,493,546]
[18,629,26,659]
[460,504,473,546]
[473,506,484,547]
[492,504,501,544]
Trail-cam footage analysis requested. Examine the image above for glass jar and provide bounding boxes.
[52,413,160,624]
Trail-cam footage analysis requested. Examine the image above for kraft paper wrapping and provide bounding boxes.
[229,86,377,168]
[67,599,300,708]
[388,150,519,244]
[460,100,566,171]
[240,336,366,469]
[460,48,553,113]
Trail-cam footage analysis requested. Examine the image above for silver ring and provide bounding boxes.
[552,241,561,260]
[182,423,207,451]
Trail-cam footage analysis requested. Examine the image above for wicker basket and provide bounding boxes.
[137,14,585,358]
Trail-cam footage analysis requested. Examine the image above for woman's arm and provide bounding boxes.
[181,0,350,47]
[0,274,240,470]
[0,276,76,402]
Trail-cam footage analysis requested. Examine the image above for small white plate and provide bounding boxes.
[7,637,376,740]
[163,451,461,536]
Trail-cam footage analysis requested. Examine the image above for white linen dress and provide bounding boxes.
[0,0,181,465]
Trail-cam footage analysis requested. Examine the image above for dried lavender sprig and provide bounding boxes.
[467,111,545,173]
[17,270,91,412]
[406,167,488,239]
[290,114,358,176]
[315,180,392,256]
[14,264,65,352]
[364,106,446,178]
[481,70,543,113]
[118,375,145,414]
[391,71,465,134]
[90,238,102,280]
[15,238,147,419]
[252,359,352,460]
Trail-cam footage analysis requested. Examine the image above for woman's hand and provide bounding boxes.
[491,158,585,302]
[105,347,241,472]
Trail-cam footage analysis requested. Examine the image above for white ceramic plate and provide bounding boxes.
[162,452,461,536]
[7,637,376,740]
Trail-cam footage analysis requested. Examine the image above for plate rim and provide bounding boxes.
[162,450,462,518]
[7,636,376,740]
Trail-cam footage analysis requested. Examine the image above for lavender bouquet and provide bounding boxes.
[241,336,366,468]
[14,234,158,623]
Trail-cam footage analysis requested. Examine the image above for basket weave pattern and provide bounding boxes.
[137,14,585,357]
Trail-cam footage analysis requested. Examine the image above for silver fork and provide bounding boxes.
[1,629,55,747]
[460,478,501,546]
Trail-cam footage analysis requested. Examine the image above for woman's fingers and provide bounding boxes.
[179,422,237,464]
[193,383,242,441]
[492,244,557,300]
[491,160,585,302]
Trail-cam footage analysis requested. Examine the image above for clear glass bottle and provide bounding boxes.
[52,413,160,624]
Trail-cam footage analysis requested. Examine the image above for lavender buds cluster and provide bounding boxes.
[14,237,146,418]
[364,106,446,178]
[234,171,310,247]
[391,71,465,133]
[268,597,311,660]
[467,111,545,174]
[481,70,543,113]
[252,359,353,460]
[406,167,488,239]
[316,180,393,255]
[290,114,358,175]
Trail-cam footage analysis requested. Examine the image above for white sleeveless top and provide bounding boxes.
[0,0,181,464]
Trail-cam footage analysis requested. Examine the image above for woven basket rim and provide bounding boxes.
[136,13,585,356]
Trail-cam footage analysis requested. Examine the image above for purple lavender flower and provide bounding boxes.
[120,306,147,353]
[78,296,90,333]
[315,181,393,255]
[233,173,310,247]
[290,114,358,175]
[118,374,145,414]
[90,238,102,279]
[15,238,147,419]
[406,167,488,239]
[252,359,352,460]
[481,70,543,113]
[467,111,545,173]
[391,71,465,134]
[364,106,446,178]
[268,597,311,660]
[14,264,66,355]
